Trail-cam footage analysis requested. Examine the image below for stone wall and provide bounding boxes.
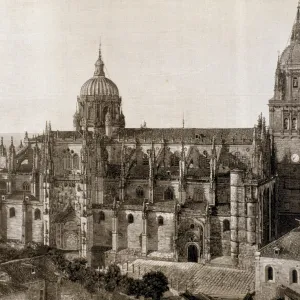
[93,209,113,247]
[5,204,23,241]
[255,256,300,300]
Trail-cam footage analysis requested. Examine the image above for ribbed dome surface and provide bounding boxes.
[280,43,300,65]
[80,76,119,96]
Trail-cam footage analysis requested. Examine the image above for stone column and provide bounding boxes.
[230,169,244,266]
[246,201,256,245]
[112,214,118,253]
[141,215,148,256]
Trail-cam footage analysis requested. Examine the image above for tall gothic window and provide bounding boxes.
[136,186,144,198]
[171,155,180,167]
[142,154,149,165]
[284,118,289,130]
[73,154,79,169]
[292,118,297,130]
[23,182,30,191]
[164,187,174,200]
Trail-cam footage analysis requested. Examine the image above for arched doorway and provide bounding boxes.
[187,244,199,262]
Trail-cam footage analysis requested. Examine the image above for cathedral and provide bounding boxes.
[1,2,300,270]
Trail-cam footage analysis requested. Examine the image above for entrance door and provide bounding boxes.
[187,244,198,262]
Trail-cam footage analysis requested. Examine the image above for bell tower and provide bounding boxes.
[269,1,300,235]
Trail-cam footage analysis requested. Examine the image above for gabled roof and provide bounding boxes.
[259,226,300,260]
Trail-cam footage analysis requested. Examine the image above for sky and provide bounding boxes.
[0,0,298,134]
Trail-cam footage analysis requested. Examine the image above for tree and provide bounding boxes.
[104,264,122,292]
[142,271,169,300]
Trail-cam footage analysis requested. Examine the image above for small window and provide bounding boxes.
[164,187,174,200]
[292,269,298,284]
[9,207,15,218]
[190,224,195,229]
[31,267,36,275]
[23,182,30,191]
[99,211,105,221]
[34,209,41,220]
[136,186,144,198]
[284,118,289,130]
[223,220,230,232]
[157,216,164,226]
[128,214,134,224]
[266,266,274,281]
[292,118,297,130]
[195,134,199,139]
[293,77,298,88]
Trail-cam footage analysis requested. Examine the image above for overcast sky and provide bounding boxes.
[0,0,297,133]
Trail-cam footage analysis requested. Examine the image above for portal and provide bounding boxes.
[187,244,198,263]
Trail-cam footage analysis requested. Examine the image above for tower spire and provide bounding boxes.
[94,42,105,76]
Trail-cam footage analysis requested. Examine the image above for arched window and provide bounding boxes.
[9,207,15,218]
[157,216,164,226]
[34,209,41,220]
[284,118,289,130]
[136,186,144,198]
[128,214,134,224]
[223,220,230,232]
[266,266,274,281]
[22,182,30,191]
[292,118,297,130]
[65,153,72,170]
[164,187,174,200]
[0,181,6,192]
[171,155,180,167]
[73,154,79,169]
[292,269,298,284]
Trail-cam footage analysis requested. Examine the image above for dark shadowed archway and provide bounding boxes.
[187,244,199,262]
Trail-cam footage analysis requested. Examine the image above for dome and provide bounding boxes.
[280,43,300,66]
[80,76,119,96]
[80,47,119,97]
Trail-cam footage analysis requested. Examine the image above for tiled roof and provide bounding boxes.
[259,226,300,260]
[126,259,254,298]
[119,128,253,145]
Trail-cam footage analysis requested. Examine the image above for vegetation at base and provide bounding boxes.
[0,242,169,299]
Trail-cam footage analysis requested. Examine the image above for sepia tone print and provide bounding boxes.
[1,0,300,299]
